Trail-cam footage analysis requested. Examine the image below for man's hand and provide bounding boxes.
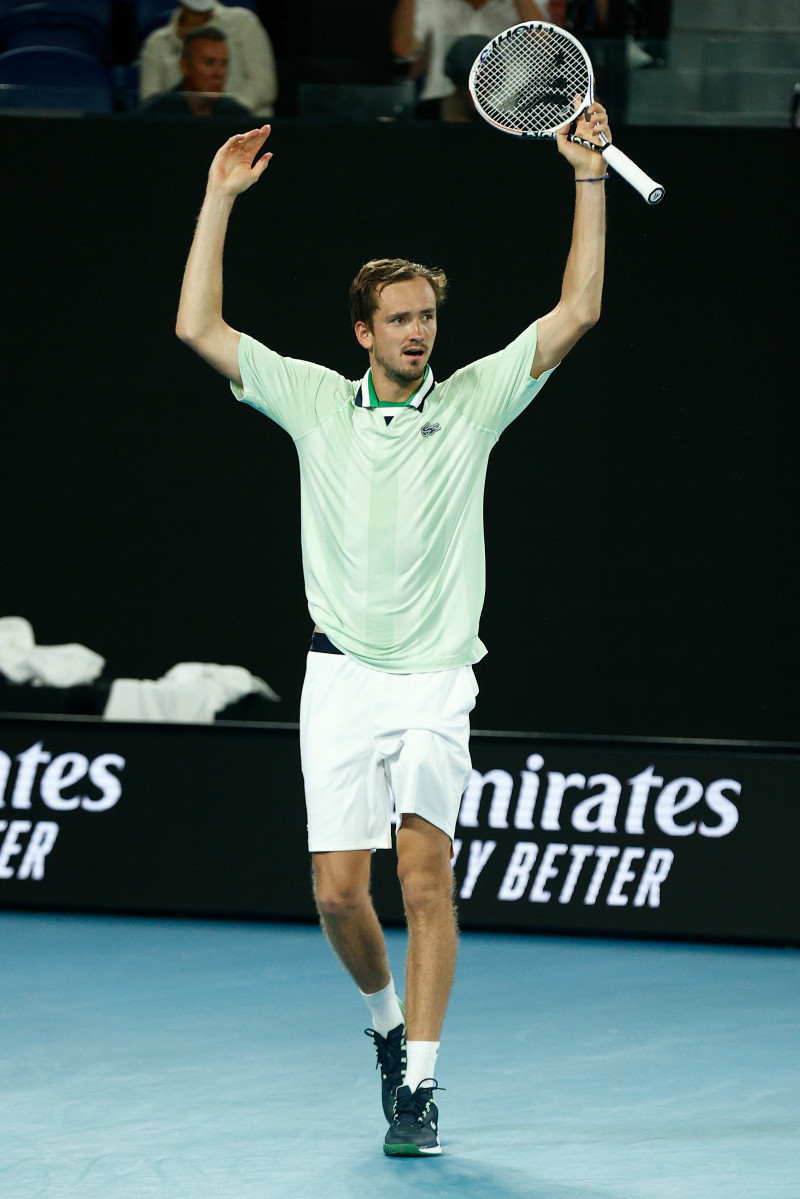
[207,125,273,196]
[555,100,611,176]
[176,127,273,382]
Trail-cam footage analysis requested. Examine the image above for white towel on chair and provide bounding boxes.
[0,616,105,687]
[104,662,280,724]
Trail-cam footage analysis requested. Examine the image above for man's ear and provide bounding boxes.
[354,320,373,351]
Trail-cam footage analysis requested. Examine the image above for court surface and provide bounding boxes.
[1,912,797,1199]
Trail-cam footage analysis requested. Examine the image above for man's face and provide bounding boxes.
[356,277,438,387]
[181,38,228,94]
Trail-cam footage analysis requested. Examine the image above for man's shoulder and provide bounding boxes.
[213,4,263,29]
[429,322,541,413]
[241,334,355,393]
[234,336,358,435]
[142,18,179,49]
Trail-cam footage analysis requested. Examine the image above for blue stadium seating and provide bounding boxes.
[0,44,113,109]
[0,0,111,56]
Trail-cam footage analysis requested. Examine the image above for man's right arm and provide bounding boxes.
[175,125,273,387]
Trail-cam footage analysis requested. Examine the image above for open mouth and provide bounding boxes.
[403,348,425,358]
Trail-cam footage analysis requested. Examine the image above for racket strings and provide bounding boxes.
[472,28,589,134]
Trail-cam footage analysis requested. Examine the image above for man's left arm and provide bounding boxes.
[530,102,610,379]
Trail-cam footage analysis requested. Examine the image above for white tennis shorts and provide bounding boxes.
[299,649,479,853]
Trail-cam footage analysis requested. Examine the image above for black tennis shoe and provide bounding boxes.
[365,1000,406,1122]
[383,1079,443,1157]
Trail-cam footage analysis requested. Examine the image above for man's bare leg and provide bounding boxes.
[312,848,391,994]
[381,813,454,1155]
[396,813,457,1045]
[313,848,406,1124]
[311,827,456,1035]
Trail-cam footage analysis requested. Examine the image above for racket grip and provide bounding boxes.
[601,143,664,205]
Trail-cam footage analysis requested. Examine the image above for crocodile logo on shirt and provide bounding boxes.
[421,422,441,438]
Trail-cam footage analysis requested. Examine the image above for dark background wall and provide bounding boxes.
[3,117,797,741]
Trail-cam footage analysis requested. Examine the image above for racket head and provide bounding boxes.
[468,22,594,139]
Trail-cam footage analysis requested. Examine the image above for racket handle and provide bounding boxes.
[601,143,664,205]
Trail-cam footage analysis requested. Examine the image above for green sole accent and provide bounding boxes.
[383,1143,441,1157]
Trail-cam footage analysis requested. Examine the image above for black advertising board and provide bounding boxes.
[0,716,798,943]
[442,735,800,942]
[0,718,310,919]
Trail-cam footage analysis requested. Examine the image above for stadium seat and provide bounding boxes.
[134,0,170,41]
[111,58,138,109]
[0,45,113,109]
[0,0,111,57]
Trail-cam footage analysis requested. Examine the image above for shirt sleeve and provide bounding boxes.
[230,334,348,440]
[442,321,558,437]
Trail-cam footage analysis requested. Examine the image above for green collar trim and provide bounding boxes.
[368,365,430,408]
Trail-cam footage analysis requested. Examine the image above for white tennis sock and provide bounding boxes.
[360,977,404,1038]
[404,1041,439,1093]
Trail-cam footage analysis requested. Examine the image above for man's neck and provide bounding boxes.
[368,360,426,405]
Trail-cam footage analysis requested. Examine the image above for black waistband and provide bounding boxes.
[310,631,344,654]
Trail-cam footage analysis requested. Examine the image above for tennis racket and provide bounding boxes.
[468,22,664,205]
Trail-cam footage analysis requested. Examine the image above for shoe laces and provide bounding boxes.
[392,1078,444,1124]
[364,1024,406,1082]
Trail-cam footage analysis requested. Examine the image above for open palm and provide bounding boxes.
[207,125,273,195]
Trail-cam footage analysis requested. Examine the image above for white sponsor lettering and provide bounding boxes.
[0,742,125,882]
[459,756,740,839]
[85,755,125,812]
[492,839,675,908]
[699,779,741,838]
[41,753,91,811]
[0,743,125,813]
[514,754,544,829]
[572,774,623,834]
[497,842,538,901]
[0,820,59,879]
[456,839,497,899]
[529,842,568,902]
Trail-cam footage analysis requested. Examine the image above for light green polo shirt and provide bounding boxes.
[231,322,556,672]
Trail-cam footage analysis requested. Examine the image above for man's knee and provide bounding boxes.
[312,851,372,920]
[396,823,454,918]
[398,861,454,917]
[396,815,453,910]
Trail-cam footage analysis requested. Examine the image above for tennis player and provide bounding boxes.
[176,100,610,1156]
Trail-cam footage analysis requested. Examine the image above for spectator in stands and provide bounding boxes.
[141,26,253,117]
[139,0,277,116]
[391,0,550,119]
[439,33,486,121]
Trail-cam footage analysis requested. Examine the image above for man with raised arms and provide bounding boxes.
[176,104,609,1156]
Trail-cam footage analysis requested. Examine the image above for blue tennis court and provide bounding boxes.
[1,912,797,1198]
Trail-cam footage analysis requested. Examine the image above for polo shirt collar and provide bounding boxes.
[354,365,436,411]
